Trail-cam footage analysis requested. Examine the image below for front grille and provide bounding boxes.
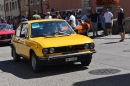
[55,45,84,53]
[0,34,12,40]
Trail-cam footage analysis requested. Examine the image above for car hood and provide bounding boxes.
[30,34,94,48]
[0,29,15,35]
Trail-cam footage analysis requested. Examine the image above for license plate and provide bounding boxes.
[65,57,77,62]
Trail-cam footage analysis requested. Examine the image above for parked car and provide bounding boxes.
[0,24,15,43]
[11,19,96,73]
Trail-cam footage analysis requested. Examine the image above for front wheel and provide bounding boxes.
[31,52,42,73]
[81,54,92,66]
[12,47,20,62]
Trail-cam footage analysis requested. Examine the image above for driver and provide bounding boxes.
[51,25,59,33]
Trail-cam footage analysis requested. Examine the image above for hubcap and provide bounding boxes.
[32,54,36,70]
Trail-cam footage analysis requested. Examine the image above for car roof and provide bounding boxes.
[22,19,66,24]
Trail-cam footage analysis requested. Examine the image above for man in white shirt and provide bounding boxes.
[44,12,52,19]
[68,11,76,30]
[104,8,113,35]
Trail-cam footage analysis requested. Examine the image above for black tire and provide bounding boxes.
[81,54,92,66]
[12,47,20,62]
[31,52,42,73]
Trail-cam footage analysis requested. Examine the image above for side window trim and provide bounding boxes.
[15,24,23,37]
[20,23,28,38]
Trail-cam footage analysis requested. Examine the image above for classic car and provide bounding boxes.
[11,19,96,73]
[0,24,15,43]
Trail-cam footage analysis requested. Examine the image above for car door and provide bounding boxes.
[18,23,30,58]
[13,24,22,54]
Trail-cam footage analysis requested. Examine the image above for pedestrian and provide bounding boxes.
[76,11,82,20]
[3,19,7,24]
[99,12,105,33]
[81,20,90,36]
[81,12,88,22]
[13,17,19,30]
[44,12,52,19]
[32,10,41,20]
[0,17,4,23]
[104,8,113,35]
[117,8,125,42]
[88,10,99,37]
[68,11,76,31]
[21,15,28,22]
[55,11,62,19]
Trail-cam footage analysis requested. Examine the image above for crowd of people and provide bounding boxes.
[0,7,125,42]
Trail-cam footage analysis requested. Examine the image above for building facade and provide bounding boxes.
[5,0,20,20]
[89,0,130,18]
[20,0,29,18]
[29,0,43,17]
[0,1,5,19]
[42,0,82,14]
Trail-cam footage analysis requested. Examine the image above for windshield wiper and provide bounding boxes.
[50,31,71,36]
[31,34,50,38]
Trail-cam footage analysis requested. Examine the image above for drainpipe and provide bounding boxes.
[28,0,31,19]
[4,0,6,19]
[41,0,43,15]
[18,0,21,17]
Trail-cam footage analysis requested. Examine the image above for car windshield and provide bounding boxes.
[30,21,75,37]
[0,24,11,30]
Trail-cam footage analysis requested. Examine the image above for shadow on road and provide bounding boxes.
[73,73,130,86]
[0,59,87,79]
[0,43,11,47]
[101,41,120,44]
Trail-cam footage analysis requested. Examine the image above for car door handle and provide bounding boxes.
[17,39,20,41]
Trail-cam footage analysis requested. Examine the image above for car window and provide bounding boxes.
[15,24,22,37]
[20,24,28,38]
[0,24,10,30]
[30,21,75,37]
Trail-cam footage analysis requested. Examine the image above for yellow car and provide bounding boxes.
[11,19,96,73]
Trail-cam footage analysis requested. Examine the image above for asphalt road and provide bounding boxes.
[0,38,130,86]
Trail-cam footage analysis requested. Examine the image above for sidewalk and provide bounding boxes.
[88,30,130,39]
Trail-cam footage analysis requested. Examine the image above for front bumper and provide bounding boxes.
[0,39,11,43]
[38,51,96,65]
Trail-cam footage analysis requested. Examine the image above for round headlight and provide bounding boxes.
[42,49,48,54]
[84,43,89,49]
[49,48,55,53]
[90,43,95,49]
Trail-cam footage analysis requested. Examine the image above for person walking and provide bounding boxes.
[32,10,41,20]
[117,8,125,42]
[88,10,99,37]
[104,8,113,35]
